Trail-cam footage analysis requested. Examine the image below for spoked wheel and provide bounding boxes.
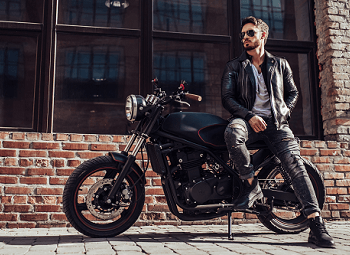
[63,156,145,237]
[257,159,325,234]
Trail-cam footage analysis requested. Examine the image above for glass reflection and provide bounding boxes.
[58,0,140,28]
[153,0,228,35]
[0,0,43,23]
[241,0,311,41]
[153,40,230,119]
[270,51,313,136]
[54,35,139,134]
[0,37,36,128]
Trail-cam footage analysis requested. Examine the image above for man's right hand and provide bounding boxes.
[248,115,267,133]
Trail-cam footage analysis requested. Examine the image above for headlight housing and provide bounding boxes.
[125,95,146,122]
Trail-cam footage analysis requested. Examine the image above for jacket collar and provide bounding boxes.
[238,50,276,66]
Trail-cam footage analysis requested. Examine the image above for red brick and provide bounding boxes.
[0,176,18,184]
[300,140,313,148]
[84,135,97,142]
[37,223,67,228]
[5,187,32,194]
[35,159,50,167]
[3,141,30,149]
[4,205,31,212]
[52,159,65,167]
[43,196,57,204]
[315,164,332,171]
[13,196,27,204]
[320,149,341,156]
[343,150,350,157]
[0,167,25,175]
[324,180,334,186]
[20,177,47,185]
[32,142,60,149]
[56,134,69,141]
[36,187,63,195]
[42,133,54,141]
[324,172,344,179]
[145,188,164,195]
[49,151,75,158]
[12,132,25,140]
[0,214,17,221]
[98,135,112,143]
[56,168,75,176]
[19,159,33,167]
[70,134,83,142]
[27,133,40,141]
[7,223,36,228]
[326,187,348,195]
[27,168,55,176]
[148,205,170,212]
[35,205,61,212]
[0,149,17,157]
[62,143,89,150]
[4,158,17,166]
[336,179,350,186]
[20,213,49,221]
[314,141,326,148]
[145,171,159,177]
[113,135,125,143]
[28,196,43,204]
[0,132,9,139]
[300,149,318,156]
[327,141,338,148]
[152,179,162,186]
[49,177,68,185]
[68,160,81,167]
[312,157,331,164]
[76,152,104,159]
[19,150,47,157]
[329,203,349,210]
[51,213,67,221]
[91,144,116,151]
[334,165,350,171]
[1,196,12,204]
[334,157,350,164]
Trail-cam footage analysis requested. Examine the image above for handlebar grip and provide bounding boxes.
[185,93,202,102]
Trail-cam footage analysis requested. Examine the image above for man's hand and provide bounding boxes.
[248,115,267,133]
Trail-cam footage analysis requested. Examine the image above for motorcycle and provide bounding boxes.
[62,79,325,239]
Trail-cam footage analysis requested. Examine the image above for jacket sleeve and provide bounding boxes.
[282,59,299,112]
[221,62,255,121]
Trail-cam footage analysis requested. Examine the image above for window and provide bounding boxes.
[0,0,321,138]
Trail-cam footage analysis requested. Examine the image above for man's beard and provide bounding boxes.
[243,40,259,51]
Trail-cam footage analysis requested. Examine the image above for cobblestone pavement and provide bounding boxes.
[0,221,349,255]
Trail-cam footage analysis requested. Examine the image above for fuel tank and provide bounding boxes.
[161,112,228,149]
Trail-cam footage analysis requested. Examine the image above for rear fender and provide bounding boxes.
[108,152,144,180]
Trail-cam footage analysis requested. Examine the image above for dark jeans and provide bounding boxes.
[224,117,320,217]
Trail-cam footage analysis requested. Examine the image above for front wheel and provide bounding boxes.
[62,156,145,237]
[257,158,325,234]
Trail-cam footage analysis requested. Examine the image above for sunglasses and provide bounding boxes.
[239,30,260,40]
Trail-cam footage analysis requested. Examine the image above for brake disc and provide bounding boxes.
[86,178,124,220]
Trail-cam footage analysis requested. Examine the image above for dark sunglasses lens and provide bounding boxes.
[247,30,255,37]
[239,32,245,39]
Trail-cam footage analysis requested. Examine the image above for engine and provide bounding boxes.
[170,148,233,205]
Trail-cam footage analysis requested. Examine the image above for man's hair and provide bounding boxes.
[241,16,269,44]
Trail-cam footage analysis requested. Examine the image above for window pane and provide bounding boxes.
[58,0,140,29]
[0,36,37,128]
[269,51,313,136]
[241,0,311,41]
[0,0,43,23]
[153,40,230,119]
[153,0,228,35]
[54,34,139,134]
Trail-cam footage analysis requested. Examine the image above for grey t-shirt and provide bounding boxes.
[251,64,272,117]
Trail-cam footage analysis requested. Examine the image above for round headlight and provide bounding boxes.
[125,95,146,122]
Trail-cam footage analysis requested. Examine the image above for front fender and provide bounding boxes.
[109,152,144,181]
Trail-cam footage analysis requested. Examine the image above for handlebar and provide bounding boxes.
[185,93,202,102]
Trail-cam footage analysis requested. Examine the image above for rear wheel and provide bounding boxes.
[63,156,145,237]
[257,159,325,234]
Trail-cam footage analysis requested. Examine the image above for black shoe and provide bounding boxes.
[234,177,263,210]
[308,216,335,248]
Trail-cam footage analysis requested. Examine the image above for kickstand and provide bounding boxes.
[228,212,234,240]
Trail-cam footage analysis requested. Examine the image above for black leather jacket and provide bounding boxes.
[221,51,298,129]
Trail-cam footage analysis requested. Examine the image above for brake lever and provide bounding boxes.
[175,99,190,107]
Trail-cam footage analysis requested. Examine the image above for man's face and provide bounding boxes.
[241,23,265,51]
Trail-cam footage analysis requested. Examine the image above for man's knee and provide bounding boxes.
[279,153,308,180]
[225,123,248,147]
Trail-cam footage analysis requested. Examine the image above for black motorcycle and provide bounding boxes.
[63,79,325,238]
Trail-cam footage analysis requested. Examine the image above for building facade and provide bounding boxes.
[0,0,349,228]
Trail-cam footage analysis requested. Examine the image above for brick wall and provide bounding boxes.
[0,131,349,228]
[314,0,350,141]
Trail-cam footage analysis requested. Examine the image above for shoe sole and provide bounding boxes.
[308,238,336,248]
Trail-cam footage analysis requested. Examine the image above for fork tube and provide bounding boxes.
[124,133,137,153]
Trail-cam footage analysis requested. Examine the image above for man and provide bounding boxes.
[221,16,334,248]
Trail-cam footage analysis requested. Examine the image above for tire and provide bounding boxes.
[63,156,145,237]
[257,158,325,234]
